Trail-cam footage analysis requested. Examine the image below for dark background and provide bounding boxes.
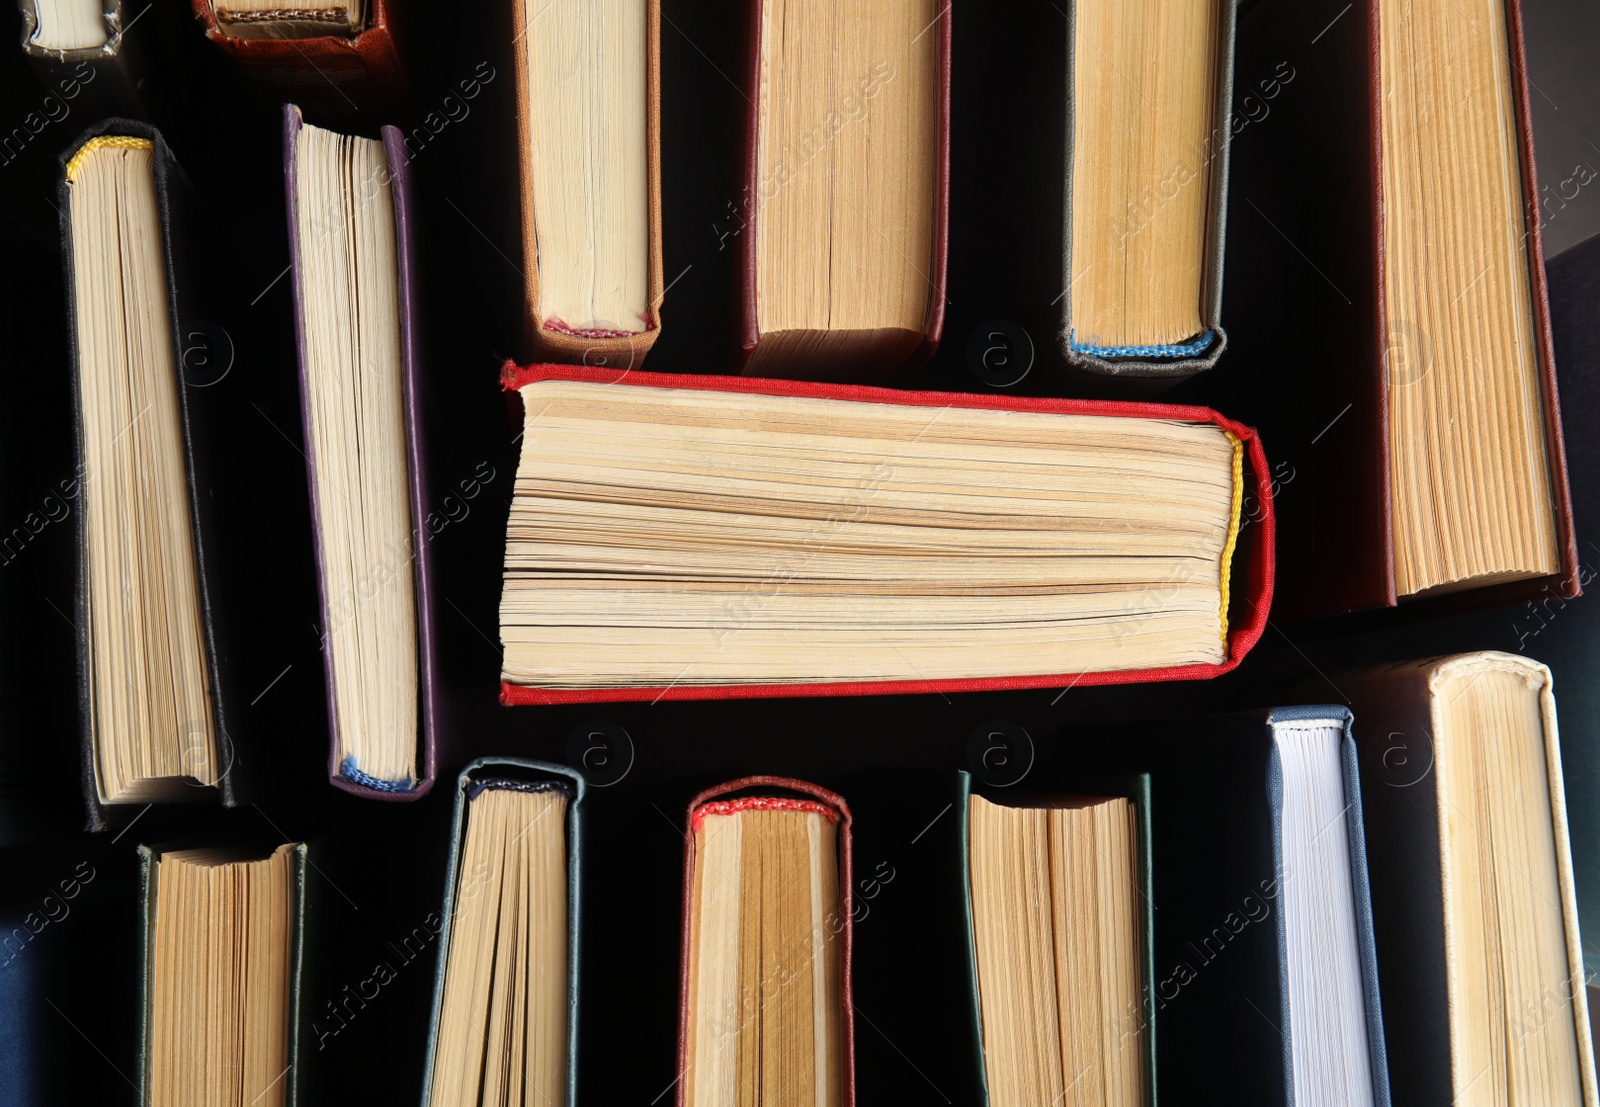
[0,0,1596,1102]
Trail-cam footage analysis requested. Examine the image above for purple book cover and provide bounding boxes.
[282,104,439,800]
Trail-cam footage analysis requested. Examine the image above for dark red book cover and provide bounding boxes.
[191,0,405,119]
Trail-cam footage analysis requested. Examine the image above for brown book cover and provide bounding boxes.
[190,0,406,120]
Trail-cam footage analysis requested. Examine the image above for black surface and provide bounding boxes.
[0,0,1597,1103]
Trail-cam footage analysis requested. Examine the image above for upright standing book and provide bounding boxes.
[1224,0,1577,618]
[282,104,438,799]
[496,364,1273,704]
[16,0,147,115]
[738,0,949,380]
[965,777,1156,1107]
[511,0,663,367]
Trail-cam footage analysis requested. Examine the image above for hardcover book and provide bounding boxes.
[138,842,307,1107]
[497,364,1273,704]
[678,777,854,1107]
[738,0,949,380]
[191,0,405,118]
[1059,0,1236,382]
[511,0,663,367]
[1345,653,1597,1106]
[964,774,1157,1106]
[58,121,233,830]
[1223,0,1578,619]
[16,0,147,116]
[282,104,439,800]
[421,759,583,1107]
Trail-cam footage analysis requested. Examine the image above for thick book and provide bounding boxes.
[737,0,949,380]
[678,777,854,1107]
[16,0,147,116]
[58,121,234,831]
[1345,653,1597,1106]
[282,104,439,800]
[190,0,404,119]
[1222,0,1578,619]
[496,363,1273,704]
[511,0,663,367]
[962,772,1158,1106]
[420,759,583,1107]
[138,841,307,1106]
[1058,0,1236,382]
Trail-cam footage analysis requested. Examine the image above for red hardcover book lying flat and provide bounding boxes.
[678,777,856,1107]
[191,0,405,119]
[498,363,1274,704]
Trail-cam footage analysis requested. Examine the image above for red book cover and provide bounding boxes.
[191,0,405,118]
[498,362,1275,705]
[678,777,856,1107]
